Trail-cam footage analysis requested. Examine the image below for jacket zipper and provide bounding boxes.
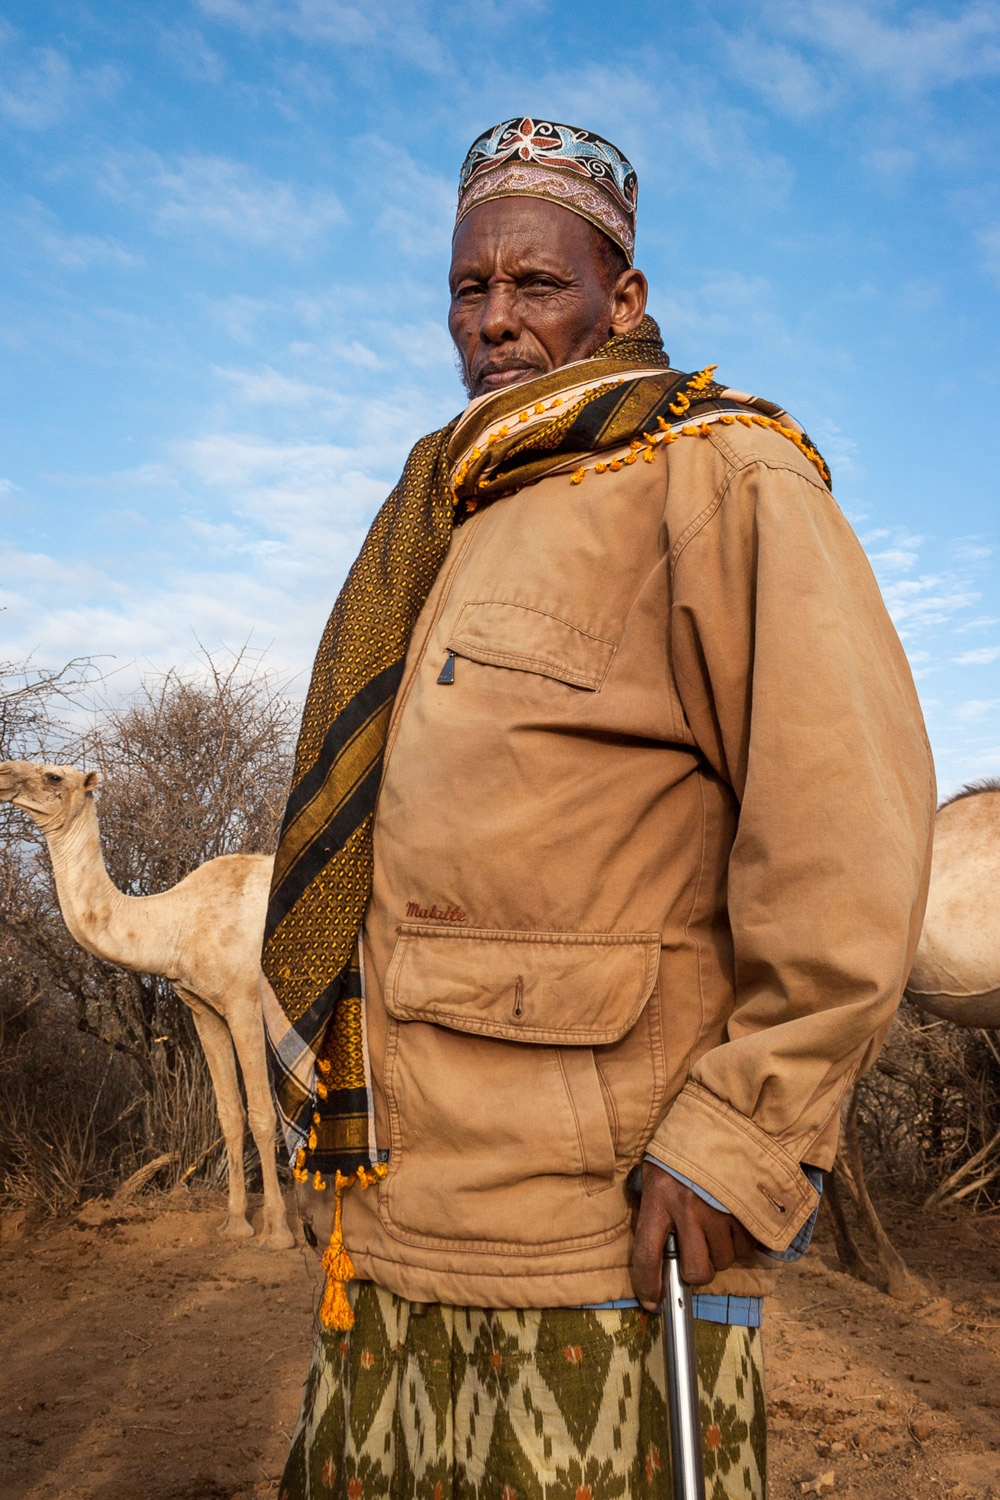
[437,651,456,685]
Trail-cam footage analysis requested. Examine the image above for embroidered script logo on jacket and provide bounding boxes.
[405,900,467,922]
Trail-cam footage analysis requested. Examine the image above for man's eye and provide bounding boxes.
[453,284,485,300]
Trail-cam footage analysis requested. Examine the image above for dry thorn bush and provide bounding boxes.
[855,1001,1000,1212]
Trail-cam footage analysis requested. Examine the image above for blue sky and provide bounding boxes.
[1,0,998,793]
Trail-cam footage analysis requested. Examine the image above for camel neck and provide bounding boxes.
[46,798,174,973]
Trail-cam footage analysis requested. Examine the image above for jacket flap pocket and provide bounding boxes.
[447,601,616,690]
[384,924,660,1045]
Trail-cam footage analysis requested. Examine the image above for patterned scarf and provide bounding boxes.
[260,315,828,1327]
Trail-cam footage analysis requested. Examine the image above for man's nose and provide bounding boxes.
[479,284,521,344]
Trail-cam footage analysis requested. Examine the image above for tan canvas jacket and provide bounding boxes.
[333,413,935,1307]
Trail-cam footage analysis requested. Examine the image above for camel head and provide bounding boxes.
[0,760,100,834]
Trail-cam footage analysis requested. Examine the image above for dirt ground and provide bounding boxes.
[2,1190,1000,1499]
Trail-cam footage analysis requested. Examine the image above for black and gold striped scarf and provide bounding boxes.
[260,315,827,1325]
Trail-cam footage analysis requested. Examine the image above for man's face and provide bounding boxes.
[448,197,646,400]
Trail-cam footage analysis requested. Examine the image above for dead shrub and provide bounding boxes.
[855,1000,1000,1210]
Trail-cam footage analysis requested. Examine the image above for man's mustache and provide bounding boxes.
[456,351,545,399]
[476,357,540,378]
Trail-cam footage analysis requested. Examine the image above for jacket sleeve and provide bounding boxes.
[646,444,936,1250]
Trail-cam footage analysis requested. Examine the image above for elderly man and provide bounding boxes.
[263,118,934,1500]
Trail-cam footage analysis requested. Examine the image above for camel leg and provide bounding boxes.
[841,1086,928,1302]
[822,1168,878,1284]
[227,996,295,1251]
[188,1002,253,1239]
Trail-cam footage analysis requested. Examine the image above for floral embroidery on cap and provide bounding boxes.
[456,117,638,261]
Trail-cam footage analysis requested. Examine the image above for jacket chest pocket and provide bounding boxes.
[445,601,618,691]
[379,924,659,1252]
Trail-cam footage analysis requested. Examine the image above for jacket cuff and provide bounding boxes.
[646,1081,819,1251]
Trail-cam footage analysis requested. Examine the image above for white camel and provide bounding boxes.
[0,759,294,1250]
[828,778,1000,1297]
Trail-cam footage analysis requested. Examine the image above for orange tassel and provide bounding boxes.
[319,1170,357,1331]
[318,1272,354,1331]
[317,1163,388,1332]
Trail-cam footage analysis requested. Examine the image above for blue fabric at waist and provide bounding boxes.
[576,1294,762,1327]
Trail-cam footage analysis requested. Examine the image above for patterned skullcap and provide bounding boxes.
[455,117,638,264]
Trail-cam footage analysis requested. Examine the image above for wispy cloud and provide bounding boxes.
[11,199,142,270]
[864,528,924,576]
[813,420,860,478]
[957,698,1000,722]
[175,430,387,544]
[862,527,986,645]
[203,275,455,380]
[0,542,311,689]
[856,525,1000,791]
[0,442,380,687]
[358,138,455,260]
[879,571,980,638]
[195,0,449,70]
[978,225,1000,284]
[0,26,119,129]
[0,319,453,684]
[213,365,336,408]
[503,61,795,211]
[863,147,919,178]
[723,35,840,120]
[100,151,344,249]
[155,24,227,84]
[954,646,1000,665]
[740,0,1000,102]
[800,0,1000,93]
[648,269,853,393]
[206,294,276,346]
[0,42,70,129]
[955,615,1000,634]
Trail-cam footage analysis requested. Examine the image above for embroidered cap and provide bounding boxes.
[455,117,638,264]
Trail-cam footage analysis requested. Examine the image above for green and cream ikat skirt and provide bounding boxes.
[279,1281,767,1500]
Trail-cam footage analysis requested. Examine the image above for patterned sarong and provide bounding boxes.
[279,1282,767,1500]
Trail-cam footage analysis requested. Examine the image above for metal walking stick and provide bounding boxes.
[662,1230,706,1500]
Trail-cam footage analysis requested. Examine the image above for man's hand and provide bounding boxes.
[629,1162,756,1309]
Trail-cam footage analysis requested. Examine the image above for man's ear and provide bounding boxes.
[83,770,100,792]
[609,267,648,335]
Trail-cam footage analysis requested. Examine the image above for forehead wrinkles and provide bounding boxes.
[450,242,575,288]
[450,201,598,289]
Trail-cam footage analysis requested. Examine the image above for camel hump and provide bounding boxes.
[939,774,1000,810]
[908,783,1000,1008]
[177,850,274,894]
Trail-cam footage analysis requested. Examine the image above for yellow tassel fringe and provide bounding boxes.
[562,408,830,488]
[446,363,828,506]
[317,1163,388,1332]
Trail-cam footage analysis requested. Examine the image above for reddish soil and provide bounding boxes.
[2,1191,1000,1498]
[768,1203,1000,1497]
